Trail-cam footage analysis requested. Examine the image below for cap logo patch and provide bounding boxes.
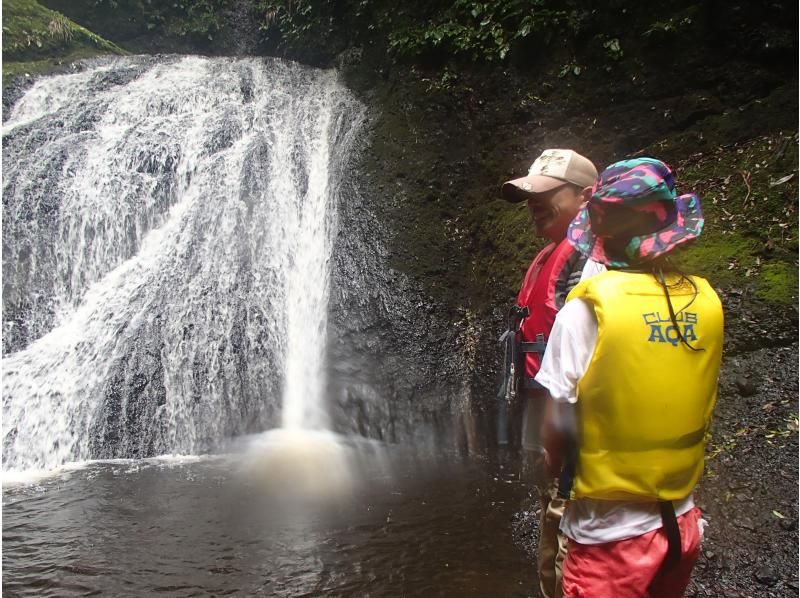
[530,150,569,179]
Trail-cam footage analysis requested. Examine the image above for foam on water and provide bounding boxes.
[1,453,228,488]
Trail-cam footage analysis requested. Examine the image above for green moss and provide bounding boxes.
[462,199,541,301]
[672,234,759,286]
[677,130,798,259]
[3,0,125,85]
[3,48,108,81]
[663,130,798,303]
[756,262,798,305]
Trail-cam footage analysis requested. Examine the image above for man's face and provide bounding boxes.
[526,184,585,241]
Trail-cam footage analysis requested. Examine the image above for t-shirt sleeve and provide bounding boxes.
[534,298,598,404]
[580,258,607,280]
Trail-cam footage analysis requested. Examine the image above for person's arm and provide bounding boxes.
[533,297,598,477]
[541,393,577,478]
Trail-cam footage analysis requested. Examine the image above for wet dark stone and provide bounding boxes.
[132,374,148,393]
[735,377,758,397]
[754,566,778,586]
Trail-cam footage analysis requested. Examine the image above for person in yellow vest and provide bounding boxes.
[500,149,600,598]
[534,157,724,597]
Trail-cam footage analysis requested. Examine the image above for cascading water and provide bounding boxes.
[0,54,541,598]
[2,55,365,473]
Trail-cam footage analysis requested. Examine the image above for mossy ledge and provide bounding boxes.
[2,0,126,87]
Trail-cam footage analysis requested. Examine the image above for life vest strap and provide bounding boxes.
[659,501,682,570]
[520,341,547,354]
[557,442,578,499]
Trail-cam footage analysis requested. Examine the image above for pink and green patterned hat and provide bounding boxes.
[566,157,704,268]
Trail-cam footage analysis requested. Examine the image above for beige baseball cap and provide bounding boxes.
[501,149,598,203]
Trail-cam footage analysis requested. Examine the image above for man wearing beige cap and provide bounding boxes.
[500,149,600,598]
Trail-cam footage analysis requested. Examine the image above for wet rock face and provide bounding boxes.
[2,78,33,119]
[337,41,798,444]
[326,168,473,447]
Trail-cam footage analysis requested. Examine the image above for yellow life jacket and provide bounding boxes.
[567,270,724,502]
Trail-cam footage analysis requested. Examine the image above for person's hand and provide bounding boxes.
[543,446,564,479]
[522,446,550,488]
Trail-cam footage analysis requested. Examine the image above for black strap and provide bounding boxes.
[659,501,682,570]
[520,341,547,354]
[557,443,577,499]
[522,377,546,390]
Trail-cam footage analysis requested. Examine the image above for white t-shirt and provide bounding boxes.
[535,270,695,545]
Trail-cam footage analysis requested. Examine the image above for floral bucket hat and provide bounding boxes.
[566,157,704,268]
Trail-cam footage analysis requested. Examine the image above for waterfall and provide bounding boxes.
[2,55,365,472]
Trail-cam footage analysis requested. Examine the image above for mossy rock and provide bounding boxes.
[3,0,125,86]
[462,199,540,302]
[673,234,759,285]
[664,130,797,302]
[756,261,798,305]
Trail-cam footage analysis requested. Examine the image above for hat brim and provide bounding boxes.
[567,194,704,267]
[501,175,566,203]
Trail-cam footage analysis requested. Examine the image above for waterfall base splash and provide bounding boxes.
[240,428,378,506]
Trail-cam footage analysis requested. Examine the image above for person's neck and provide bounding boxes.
[543,226,568,244]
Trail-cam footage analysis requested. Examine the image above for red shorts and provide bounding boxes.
[562,506,703,598]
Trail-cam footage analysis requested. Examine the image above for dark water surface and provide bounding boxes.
[2,447,536,597]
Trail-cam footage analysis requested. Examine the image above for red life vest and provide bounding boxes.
[516,238,576,382]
